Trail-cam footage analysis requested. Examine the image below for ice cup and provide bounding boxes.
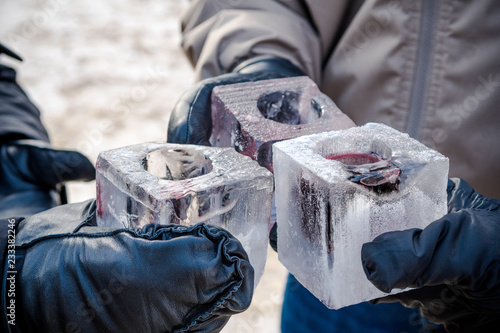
[96,142,274,286]
[273,123,449,308]
[210,76,355,172]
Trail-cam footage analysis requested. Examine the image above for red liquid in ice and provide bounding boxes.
[326,152,380,165]
[327,152,400,194]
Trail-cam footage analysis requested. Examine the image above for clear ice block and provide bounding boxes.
[96,142,274,286]
[273,123,449,309]
[210,76,355,171]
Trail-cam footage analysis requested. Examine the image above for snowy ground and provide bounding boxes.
[0,1,287,331]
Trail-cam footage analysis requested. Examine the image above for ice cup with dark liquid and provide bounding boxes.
[210,76,355,172]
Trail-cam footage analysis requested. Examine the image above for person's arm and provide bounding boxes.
[168,1,354,145]
[167,1,355,251]
[180,0,350,82]
[1,47,95,217]
[0,44,49,144]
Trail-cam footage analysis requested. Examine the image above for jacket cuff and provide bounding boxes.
[232,55,305,77]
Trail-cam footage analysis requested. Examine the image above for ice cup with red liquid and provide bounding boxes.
[273,123,449,309]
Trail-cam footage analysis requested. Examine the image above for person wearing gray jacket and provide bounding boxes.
[167,1,500,332]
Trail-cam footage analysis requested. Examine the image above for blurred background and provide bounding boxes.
[0,1,287,331]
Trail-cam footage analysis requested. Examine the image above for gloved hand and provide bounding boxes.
[1,200,253,332]
[361,178,500,332]
[0,139,95,218]
[167,56,305,145]
[167,57,304,252]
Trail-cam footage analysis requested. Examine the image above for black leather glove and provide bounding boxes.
[167,57,305,145]
[361,178,500,332]
[0,140,95,218]
[167,57,304,252]
[1,200,253,332]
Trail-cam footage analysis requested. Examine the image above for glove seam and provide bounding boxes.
[16,224,200,249]
[15,229,139,249]
[17,223,204,249]
[175,280,243,332]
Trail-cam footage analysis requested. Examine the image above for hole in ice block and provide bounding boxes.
[326,152,401,194]
[257,91,323,125]
[144,148,213,181]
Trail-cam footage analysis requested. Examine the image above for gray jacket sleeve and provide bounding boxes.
[180,0,350,82]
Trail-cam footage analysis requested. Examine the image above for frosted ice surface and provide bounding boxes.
[210,76,355,172]
[273,123,449,308]
[96,142,274,286]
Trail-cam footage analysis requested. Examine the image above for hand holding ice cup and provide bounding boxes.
[8,201,255,332]
[167,57,305,146]
[168,74,450,311]
[208,76,356,253]
[96,142,274,287]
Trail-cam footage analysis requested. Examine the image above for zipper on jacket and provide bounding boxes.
[406,0,440,139]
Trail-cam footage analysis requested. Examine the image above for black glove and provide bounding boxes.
[1,200,253,332]
[0,140,95,218]
[167,57,304,252]
[361,178,500,332]
[167,57,305,145]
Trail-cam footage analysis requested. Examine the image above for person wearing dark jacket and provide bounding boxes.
[0,44,254,332]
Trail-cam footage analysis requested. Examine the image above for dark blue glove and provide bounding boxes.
[1,200,253,332]
[361,178,500,332]
[167,57,304,145]
[0,140,95,218]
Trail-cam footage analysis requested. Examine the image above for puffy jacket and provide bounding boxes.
[180,0,500,198]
